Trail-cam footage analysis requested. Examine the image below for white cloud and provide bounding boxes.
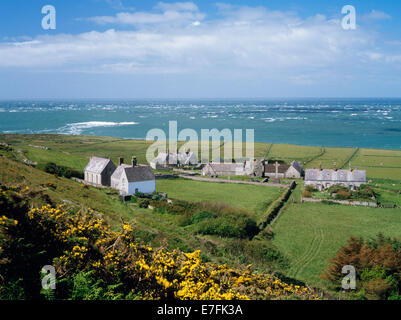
[361,10,391,21]
[154,1,199,12]
[88,1,204,26]
[0,3,400,79]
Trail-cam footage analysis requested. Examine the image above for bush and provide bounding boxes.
[336,189,351,200]
[43,162,83,179]
[352,185,375,200]
[302,190,312,198]
[191,211,215,225]
[327,185,349,194]
[322,234,401,300]
[197,212,258,239]
[304,185,317,193]
[138,198,150,208]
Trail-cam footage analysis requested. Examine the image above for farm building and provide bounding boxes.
[150,151,198,169]
[84,157,116,187]
[304,168,366,191]
[111,157,156,195]
[201,162,246,177]
[264,160,303,179]
[244,158,265,177]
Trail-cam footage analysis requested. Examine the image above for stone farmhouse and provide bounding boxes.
[150,151,198,169]
[264,160,303,179]
[84,157,116,187]
[304,166,366,191]
[201,162,246,177]
[84,156,156,195]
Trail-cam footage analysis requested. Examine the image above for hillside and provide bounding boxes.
[0,141,288,275]
[1,133,401,297]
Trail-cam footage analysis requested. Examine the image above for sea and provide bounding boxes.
[0,98,400,150]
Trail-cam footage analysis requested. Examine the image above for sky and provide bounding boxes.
[0,0,400,99]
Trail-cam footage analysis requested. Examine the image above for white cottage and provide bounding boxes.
[111,157,156,195]
[84,157,116,187]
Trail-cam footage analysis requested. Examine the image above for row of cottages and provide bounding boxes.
[150,151,198,169]
[201,159,303,179]
[304,167,366,191]
[84,156,156,195]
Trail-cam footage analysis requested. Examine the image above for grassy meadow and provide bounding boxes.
[156,177,284,218]
[272,202,401,288]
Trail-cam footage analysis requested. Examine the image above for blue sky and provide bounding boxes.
[0,0,400,98]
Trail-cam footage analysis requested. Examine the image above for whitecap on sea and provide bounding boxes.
[57,121,139,135]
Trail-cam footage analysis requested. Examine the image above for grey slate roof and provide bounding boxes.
[208,163,244,173]
[291,160,303,173]
[85,157,112,174]
[265,164,290,174]
[111,164,131,181]
[305,169,366,182]
[124,166,155,182]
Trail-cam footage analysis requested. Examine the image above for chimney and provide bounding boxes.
[132,156,137,167]
[349,162,352,171]
[334,162,337,171]
[119,157,124,166]
[319,161,322,171]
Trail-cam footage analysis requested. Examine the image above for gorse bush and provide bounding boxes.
[0,187,317,300]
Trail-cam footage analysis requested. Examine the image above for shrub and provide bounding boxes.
[190,211,215,225]
[43,162,83,179]
[322,234,401,300]
[352,185,375,200]
[327,185,349,194]
[197,212,258,239]
[302,190,312,198]
[138,198,150,209]
[304,185,316,192]
[336,189,351,200]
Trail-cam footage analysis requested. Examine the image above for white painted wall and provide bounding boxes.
[127,180,156,194]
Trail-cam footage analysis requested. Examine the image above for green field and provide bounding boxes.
[272,202,401,288]
[1,133,401,295]
[2,133,400,180]
[156,177,284,216]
